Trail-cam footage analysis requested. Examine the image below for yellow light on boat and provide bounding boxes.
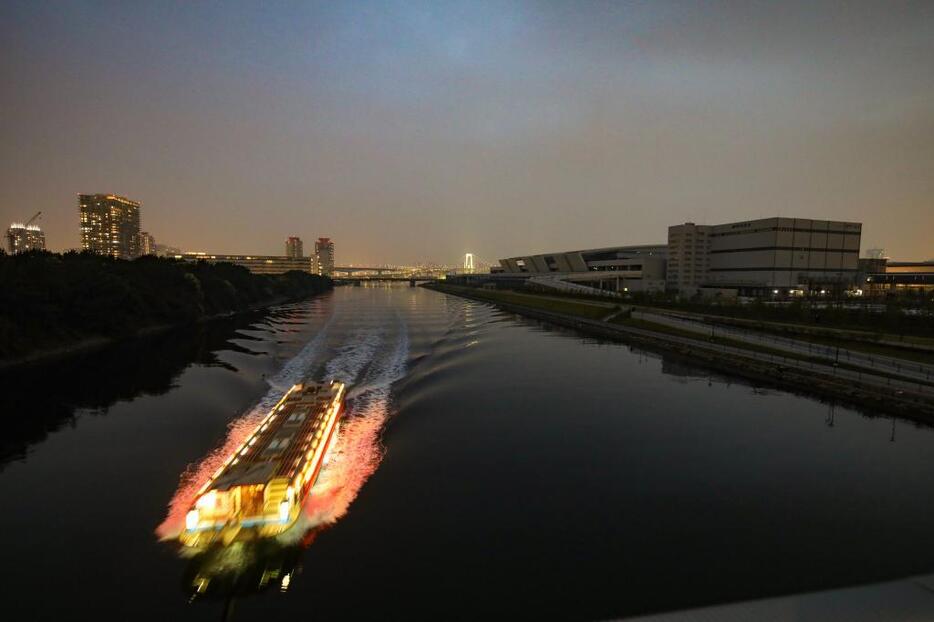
[186,509,200,530]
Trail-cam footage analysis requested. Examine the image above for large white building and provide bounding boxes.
[668,218,862,296]
[481,218,862,298]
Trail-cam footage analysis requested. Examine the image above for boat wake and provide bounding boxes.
[157,312,409,546]
[294,319,409,534]
[156,316,333,541]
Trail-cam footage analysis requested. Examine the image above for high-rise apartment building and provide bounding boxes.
[136,231,157,256]
[79,194,142,259]
[313,237,334,276]
[285,236,303,259]
[6,223,46,254]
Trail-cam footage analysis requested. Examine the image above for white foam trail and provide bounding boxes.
[299,317,409,528]
[266,313,335,392]
[324,329,383,386]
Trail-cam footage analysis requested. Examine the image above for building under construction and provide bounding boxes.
[5,211,46,254]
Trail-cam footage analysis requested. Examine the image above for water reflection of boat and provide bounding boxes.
[180,381,345,547]
[183,537,311,602]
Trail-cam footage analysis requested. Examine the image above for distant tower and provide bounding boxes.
[136,231,157,256]
[79,194,142,259]
[464,253,475,274]
[313,237,334,276]
[286,236,303,259]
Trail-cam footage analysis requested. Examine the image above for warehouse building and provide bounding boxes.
[668,218,862,296]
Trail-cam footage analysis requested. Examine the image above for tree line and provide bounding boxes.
[0,251,333,361]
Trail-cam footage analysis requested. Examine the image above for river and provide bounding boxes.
[2,284,934,620]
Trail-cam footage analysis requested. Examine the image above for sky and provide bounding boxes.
[1,0,932,264]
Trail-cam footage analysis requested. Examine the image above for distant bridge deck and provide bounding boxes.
[331,266,444,281]
[333,266,402,275]
[334,275,440,282]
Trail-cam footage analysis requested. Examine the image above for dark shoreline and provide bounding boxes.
[0,251,334,371]
[0,290,329,372]
[425,283,934,425]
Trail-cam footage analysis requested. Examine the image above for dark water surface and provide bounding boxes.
[2,284,934,620]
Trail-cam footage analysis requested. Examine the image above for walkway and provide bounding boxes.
[633,309,934,384]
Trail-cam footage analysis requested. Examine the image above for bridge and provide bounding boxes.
[331,266,445,283]
[337,277,440,285]
[331,253,491,281]
[333,266,407,276]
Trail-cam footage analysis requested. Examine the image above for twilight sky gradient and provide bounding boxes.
[1,0,932,264]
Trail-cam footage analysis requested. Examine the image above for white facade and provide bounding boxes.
[498,244,668,293]
[667,218,862,295]
[667,223,711,296]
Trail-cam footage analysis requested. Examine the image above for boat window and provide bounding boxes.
[265,435,293,452]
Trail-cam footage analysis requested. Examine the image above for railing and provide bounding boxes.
[527,275,624,298]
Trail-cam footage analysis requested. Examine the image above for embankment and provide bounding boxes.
[425,283,934,423]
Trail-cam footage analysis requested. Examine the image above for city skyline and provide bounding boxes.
[2,1,933,264]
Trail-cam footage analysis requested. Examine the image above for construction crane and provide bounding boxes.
[24,211,42,227]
